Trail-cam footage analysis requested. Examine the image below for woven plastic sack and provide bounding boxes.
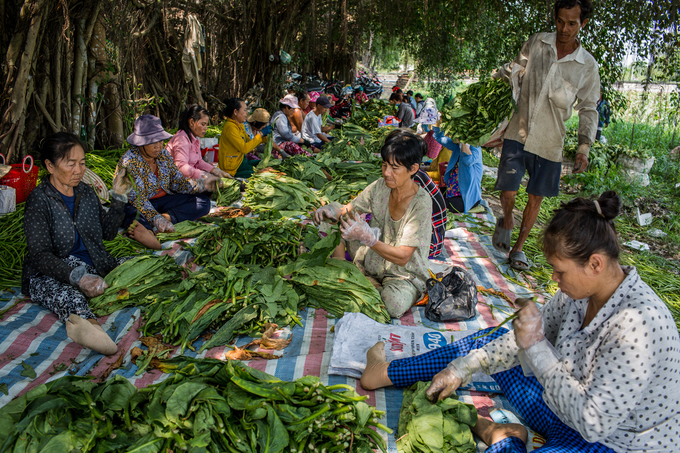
[424,266,477,322]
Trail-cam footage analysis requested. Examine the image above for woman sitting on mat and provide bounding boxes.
[360,191,680,452]
[23,132,135,355]
[425,124,483,213]
[218,98,272,178]
[167,104,230,180]
[313,129,432,319]
[271,95,313,158]
[116,115,219,248]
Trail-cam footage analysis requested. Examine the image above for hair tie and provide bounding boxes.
[593,200,604,218]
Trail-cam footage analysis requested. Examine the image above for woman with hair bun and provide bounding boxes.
[361,191,680,452]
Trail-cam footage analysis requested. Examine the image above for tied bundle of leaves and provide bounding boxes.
[85,151,124,188]
[156,219,215,242]
[284,255,391,324]
[214,177,242,206]
[0,358,391,453]
[0,204,26,289]
[244,169,323,217]
[103,234,150,258]
[319,160,382,204]
[89,255,182,316]
[190,216,321,268]
[439,78,515,146]
[397,381,478,453]
[277,155,333,190]
[142,264,302,352]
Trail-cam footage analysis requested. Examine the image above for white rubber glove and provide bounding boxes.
[152,215,175,233]
[78,274,108,298]
[199,173,222,191]
[112,167,134,196]
[210,167,232,179]
[340,212,380,247]
[425,357,472,402]
[512,297,545,350]
[313,202,343,225]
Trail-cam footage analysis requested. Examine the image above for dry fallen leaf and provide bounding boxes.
[130,347,144,364]
[225,347,253,361]
[99,348,126,381]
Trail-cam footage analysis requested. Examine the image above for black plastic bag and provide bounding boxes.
[424,266,477,322]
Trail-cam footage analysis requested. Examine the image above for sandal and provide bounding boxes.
[509,250,531,271]
[492,217,512,254]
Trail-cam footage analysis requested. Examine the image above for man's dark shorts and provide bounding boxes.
[494,139,562,197]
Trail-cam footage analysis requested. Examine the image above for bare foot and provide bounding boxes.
[360,342,392,390]
[66,314,118,356]
[331,242,346,260]
[472,416,528,447]
[128,222,161,250]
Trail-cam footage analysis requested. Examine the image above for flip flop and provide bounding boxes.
[509,250,531,271]
[492,217,511,254]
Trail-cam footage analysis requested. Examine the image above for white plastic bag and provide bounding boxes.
[328,312,501,392]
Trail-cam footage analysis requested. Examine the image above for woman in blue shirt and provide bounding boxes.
[428,126,483,213]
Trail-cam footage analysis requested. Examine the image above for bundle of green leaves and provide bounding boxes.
[397,381,478,453]
[214,178,242,207]
[440,78,515,146]
[243,170,323,217]
[277,155,332,190]
[89,255,183,316]
[0,358,391,453]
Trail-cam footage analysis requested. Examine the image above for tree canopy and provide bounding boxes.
[0,0,676,161]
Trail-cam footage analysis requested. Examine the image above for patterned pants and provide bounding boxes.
[280,142,313,157]
[387,327,616,453]
[29,256,129,323]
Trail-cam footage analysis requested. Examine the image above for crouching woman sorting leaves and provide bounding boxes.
[22,133,136,355]
[359,191,680,451]
[313,129,432,318]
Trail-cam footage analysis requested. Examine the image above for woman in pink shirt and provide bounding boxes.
[167,104,230,181]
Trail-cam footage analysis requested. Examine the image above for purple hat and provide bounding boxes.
[316,96,332,109]
[127,115,173,147]
[279,94,300,110]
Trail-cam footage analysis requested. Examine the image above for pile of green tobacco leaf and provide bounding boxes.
[156,220,215,242]
[214,177,242,206]
[440,78,515,146]
[89,255,183,316]
[244,169,323,217]
[277,155,332,190]
[189,216,320,267]
[0,358,391,453]
[397,381,477,453]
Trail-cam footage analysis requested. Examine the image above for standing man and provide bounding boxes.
[492,0,599,270]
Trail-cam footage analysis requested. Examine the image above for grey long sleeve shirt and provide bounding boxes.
[495,32,600,162]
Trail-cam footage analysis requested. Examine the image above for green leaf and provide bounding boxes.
[165,382,208,424]
[254,406,289,453]
[20,361,36,379]
[0,383,7,395]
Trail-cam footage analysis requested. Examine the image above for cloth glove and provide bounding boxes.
[512,297,545,350]
[340,212,380,247]
[78,273,108,298]
[210,167,231,179]
[313,202,343,225]
[260,125,272,137]
[425,358,470,402]
[422,124,430,132]
[302,139,313,148]
[199,173,222,192]
[112,167,134,196]
[152,215,175,233]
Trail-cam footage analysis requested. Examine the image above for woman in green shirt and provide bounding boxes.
[314,130,432,318]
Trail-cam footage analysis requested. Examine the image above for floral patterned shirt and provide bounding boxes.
[114,147,199,223]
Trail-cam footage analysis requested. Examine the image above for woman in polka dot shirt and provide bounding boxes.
[361,191,680,452]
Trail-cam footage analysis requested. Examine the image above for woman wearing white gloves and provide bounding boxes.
[166,104,232,181]
[360,191,680,452]
[115,115,219,249]
[314,129,432,318]
[23,133,136,355]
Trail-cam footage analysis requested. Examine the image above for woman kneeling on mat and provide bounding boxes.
[116,115,219,249]
[23,133,135,355]
[360,191,680,452]
[313,129,432,319]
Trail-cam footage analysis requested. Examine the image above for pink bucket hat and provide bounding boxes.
[279,94,300,110]
[309,91,321,102]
